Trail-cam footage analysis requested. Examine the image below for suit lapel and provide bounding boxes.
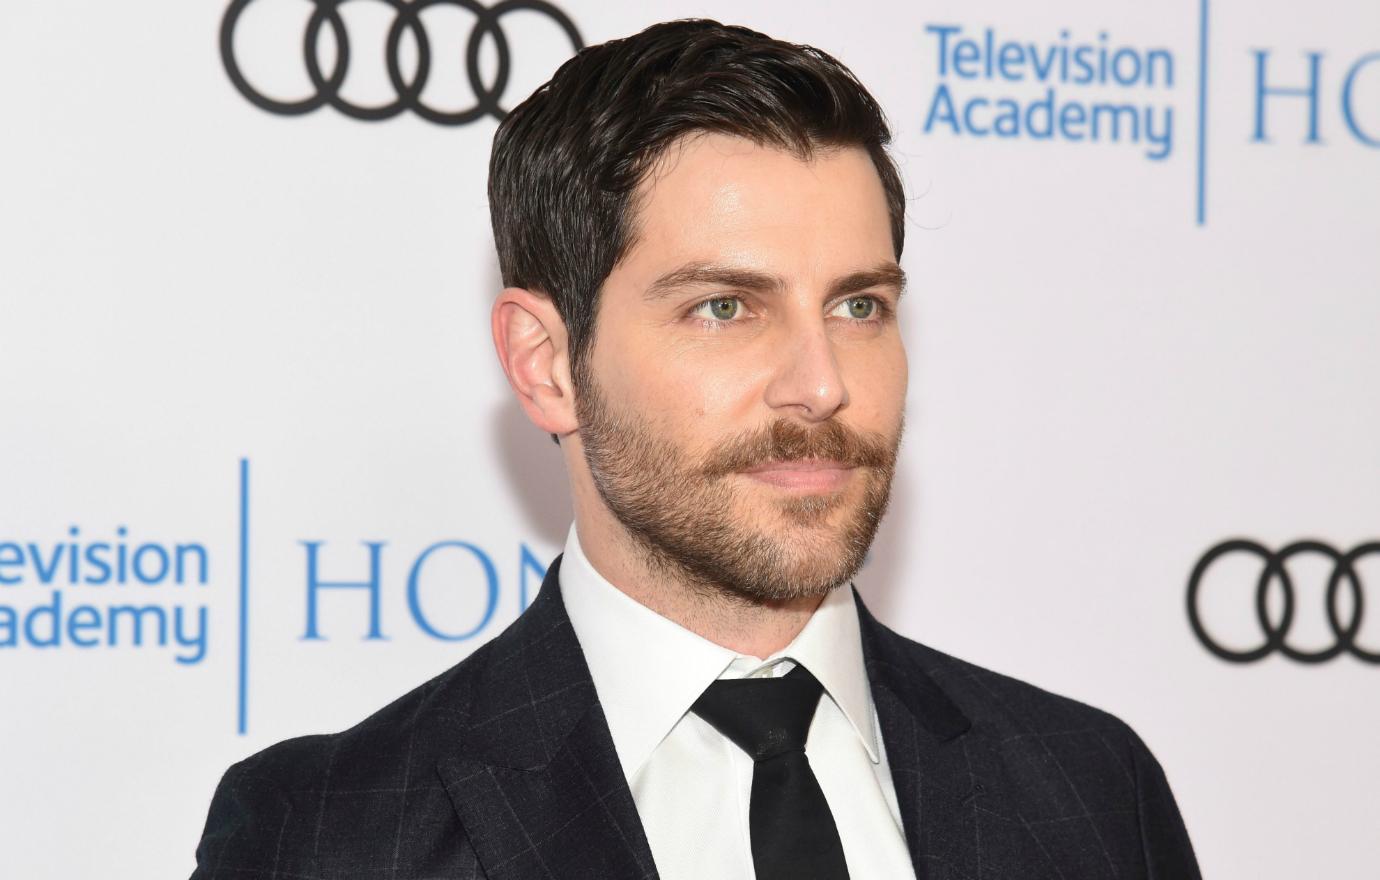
[438,556,658,880]
[855,591,983,880]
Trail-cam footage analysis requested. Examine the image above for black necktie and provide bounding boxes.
[690,664,850,880]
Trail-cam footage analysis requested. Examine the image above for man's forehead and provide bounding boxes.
[619,133,894,283]
[634,132,875,207]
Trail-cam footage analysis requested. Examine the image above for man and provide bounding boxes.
[193,19,1200,880]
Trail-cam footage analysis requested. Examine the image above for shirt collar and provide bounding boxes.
[767,571,880,764]
[558,523,880,783]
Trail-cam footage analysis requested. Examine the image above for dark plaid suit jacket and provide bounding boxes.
[192,556,1201,879]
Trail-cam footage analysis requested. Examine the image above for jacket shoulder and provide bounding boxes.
[879,630,1201,878]
[240,635,494,784]
[190,638,499,878]
[904,636,1136,742]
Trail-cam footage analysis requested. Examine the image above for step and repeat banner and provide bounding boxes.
[2,1,1377,877]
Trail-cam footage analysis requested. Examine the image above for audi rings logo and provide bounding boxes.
[219,0,583,125]
[1187,539,1380,665]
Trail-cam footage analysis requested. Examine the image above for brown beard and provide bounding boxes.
[576,373,902,604]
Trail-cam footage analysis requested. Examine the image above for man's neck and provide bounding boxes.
[572,507,823,659]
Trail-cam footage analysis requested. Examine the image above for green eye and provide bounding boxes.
[707,297,739,320]
[846,297,876,319]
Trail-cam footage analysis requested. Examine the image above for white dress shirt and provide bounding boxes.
[558,524,917,880]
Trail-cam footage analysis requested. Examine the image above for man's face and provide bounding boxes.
[576,133,907,603]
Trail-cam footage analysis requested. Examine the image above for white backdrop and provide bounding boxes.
[2,1,1378,877]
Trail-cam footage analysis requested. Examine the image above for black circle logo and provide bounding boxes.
[219,0,584,125]
[1187,538,1380,664]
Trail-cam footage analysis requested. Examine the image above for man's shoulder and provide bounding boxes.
[191,635,506,877]
[865,619,1199,877]
[227,633,502,794]
[194,571,584,872]
[871,618,1157,767]
[919,636,1133,734]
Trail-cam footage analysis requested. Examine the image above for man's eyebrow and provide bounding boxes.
[644,263,785,300]
[828,262,907,300]
[645,260,906,301]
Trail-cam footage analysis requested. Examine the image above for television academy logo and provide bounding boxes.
[219,0,584,125]
[1187,538,1380,665]
[0,460,552,735]
[920,3,1380,225]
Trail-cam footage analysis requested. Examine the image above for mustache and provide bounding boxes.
[700,418,898,478]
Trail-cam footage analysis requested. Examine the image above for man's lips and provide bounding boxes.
[740,459,853,473]
[737,459,856,491]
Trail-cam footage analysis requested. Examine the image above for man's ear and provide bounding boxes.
[491,287,579,437]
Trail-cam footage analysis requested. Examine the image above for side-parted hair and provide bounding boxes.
[488,18,905,383]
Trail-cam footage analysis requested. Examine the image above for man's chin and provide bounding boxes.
[728,554,857,604]
[754,483,864,529]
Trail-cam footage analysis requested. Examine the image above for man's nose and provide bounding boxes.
[761,321,849,422]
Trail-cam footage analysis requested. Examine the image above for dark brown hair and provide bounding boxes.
[488,18,905,383]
